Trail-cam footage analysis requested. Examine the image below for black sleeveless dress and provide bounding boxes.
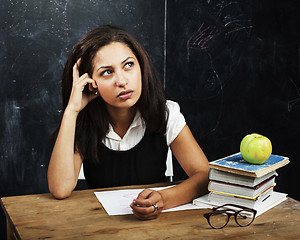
[83,132,168,189]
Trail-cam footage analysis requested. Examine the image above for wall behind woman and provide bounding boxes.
[0,0,165,238]
[166,0,300,202]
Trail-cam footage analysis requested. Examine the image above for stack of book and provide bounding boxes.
[194,153,290,213]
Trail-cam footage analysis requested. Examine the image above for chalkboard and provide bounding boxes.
[166,0,300,200]
[0,0,165,237]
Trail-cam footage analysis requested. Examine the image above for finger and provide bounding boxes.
[88,81,98,91]
[130,202,154,214]
[72,73,88,89]
[77,73,97,89]
[71,76,95,97]
[132,211,160,221]
[136,189,153,201]
[131,203,162,220]
[83,77,98,90]
[73,62,80,81]
[134,190,161,207]
[133,196,153,208]
[131,200,162,214]
[76,58,81,67]
[131,193,162,216]
[131,206,159,220]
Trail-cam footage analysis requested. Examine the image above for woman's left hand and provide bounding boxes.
[130,189,164,220]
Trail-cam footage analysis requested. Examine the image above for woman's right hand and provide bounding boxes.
[66,59,99,114]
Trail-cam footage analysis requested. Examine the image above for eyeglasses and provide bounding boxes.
[203,204,257,229]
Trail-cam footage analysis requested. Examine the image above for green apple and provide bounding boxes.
[240,133,272,164]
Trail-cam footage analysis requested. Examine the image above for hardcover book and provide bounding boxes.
[209,169,277,187]
[193,191,288,217]
[209,153,289,178]
[207,187,274,208]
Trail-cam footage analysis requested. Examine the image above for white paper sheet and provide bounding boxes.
[94,186,206,216]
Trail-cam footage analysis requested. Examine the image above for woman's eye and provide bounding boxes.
[125,62,134,68]
[101,69,112,77]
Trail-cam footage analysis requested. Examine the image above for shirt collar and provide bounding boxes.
[105,110,145,141]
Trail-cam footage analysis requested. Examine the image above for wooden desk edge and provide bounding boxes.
[1,198,21,240]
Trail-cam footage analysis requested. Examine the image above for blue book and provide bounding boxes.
[209,153,289,178]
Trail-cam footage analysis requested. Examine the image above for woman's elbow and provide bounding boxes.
[48,184,73,200]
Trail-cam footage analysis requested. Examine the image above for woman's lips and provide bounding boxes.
[118,90,133,100]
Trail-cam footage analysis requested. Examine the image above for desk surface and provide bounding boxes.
[1,183,300,240]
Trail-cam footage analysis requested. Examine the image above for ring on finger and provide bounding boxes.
[152,203,158,212]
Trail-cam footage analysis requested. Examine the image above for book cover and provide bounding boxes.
[209,153,289,178]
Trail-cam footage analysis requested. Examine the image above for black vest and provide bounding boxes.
[83,132,168,188]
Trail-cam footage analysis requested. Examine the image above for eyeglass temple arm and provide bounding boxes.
[213,204,257,213]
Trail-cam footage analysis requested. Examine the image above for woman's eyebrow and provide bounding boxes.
[96,57,135,72]
[121,56,135,63]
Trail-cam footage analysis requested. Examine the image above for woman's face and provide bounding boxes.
[92,42,142,111]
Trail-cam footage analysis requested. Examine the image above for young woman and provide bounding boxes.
[48,25,209,220]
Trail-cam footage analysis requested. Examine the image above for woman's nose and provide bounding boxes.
[115,71,127,87]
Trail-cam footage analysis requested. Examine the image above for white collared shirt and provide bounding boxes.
[102,100,186,151]
[103,110,146,151]
[78,100,186,179]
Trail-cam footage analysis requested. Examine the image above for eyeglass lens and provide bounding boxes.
[209,212,229,229]
[208,209,255,229]
[235,209,255,227]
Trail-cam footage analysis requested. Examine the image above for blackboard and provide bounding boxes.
[166,0,300,200]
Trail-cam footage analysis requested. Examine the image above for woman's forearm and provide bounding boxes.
[159,170,209,210]
[47,109,81,199]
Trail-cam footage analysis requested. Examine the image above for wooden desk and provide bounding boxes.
[1,183,300,240]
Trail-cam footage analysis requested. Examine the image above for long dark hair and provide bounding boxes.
[54,25,168,163]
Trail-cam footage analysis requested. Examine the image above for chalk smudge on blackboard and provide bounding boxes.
[288,78,300,112]
[187,23,220,62]
[2,101,23,151]
[287,46,300,112]
[186,23,223,135]
[0,100,25,182]
[215,1,253,39]
[52,0,71,14]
